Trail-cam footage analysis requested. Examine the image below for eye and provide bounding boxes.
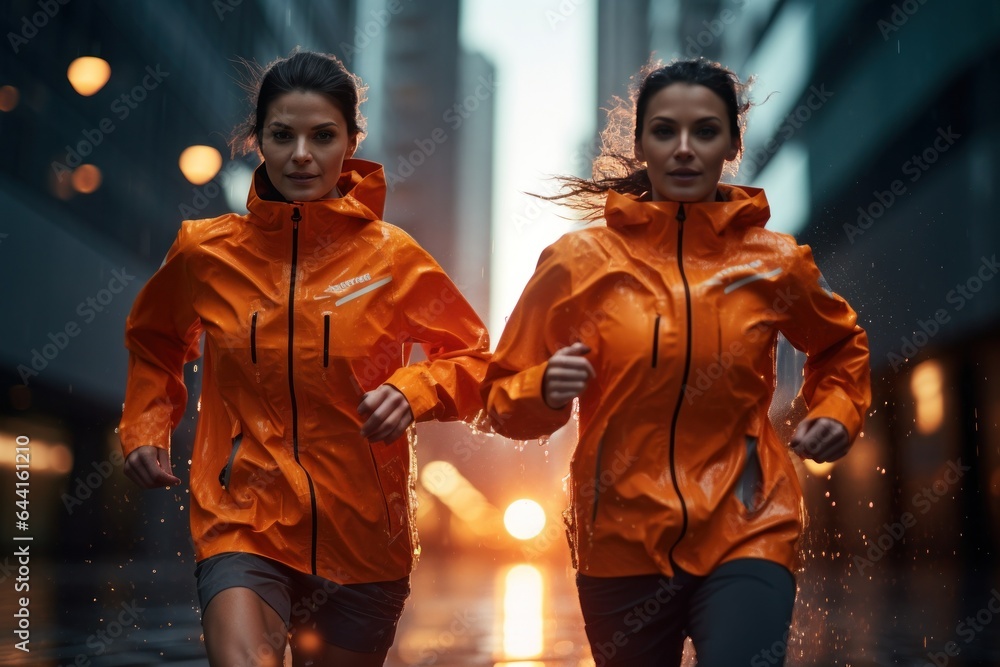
[272,131,291,141]
[697,126,719,138]
[315,131,334,141]
[652,126,674,138]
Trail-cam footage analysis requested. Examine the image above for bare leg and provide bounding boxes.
[203,587,288,667]
[289,628,389,667]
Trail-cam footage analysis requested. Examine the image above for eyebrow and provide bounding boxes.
[649,115,723,124]
[268,121,340,129]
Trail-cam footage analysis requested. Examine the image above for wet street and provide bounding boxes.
[2,546,998,666]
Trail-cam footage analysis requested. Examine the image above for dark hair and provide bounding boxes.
[544,58,752,218]
[230,49,367,157]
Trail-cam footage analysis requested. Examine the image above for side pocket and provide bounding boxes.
[590,435,606,524]
[218,432,244,492]
[369,448,393,533]
[736,435,764,511]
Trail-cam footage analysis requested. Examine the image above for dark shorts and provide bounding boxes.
[195,552,409,654]
[577,558,796,667]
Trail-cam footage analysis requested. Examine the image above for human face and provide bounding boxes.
[634,83,740,203]
[260,90,357,201]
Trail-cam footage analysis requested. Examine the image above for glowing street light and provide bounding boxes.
[179,145,223,185]
[67,57,111,96]
[0,85,19,112]
[71,164,102,194]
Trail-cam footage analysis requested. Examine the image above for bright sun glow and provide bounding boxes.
[502,564,544,659]
[503,499,546,540]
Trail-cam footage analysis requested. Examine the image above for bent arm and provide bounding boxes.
[481,241,578,440]
[119,228,202,459]
[383,240,490,423]
[777,243,871,443]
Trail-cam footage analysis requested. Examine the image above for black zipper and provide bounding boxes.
[250,311,258,364]
[651,314,661,368]
[288,206,319,575]
[667,203,691,571]
[323,314,330,368]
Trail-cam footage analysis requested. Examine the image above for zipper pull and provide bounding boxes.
[676,203,686,222]
[291,206,302,226]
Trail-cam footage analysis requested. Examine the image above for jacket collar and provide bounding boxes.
[604,184,771,235]
[246,158,386,229]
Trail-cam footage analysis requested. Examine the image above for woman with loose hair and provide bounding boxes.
[119,50,489,666]
[482,58,871,666]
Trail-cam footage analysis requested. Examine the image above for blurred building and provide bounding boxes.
[354,0,493,318]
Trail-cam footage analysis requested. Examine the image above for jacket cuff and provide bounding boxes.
[488,362,573,439]
[118,418,172,459]
[805,391,863,442]
[385,366,438,421]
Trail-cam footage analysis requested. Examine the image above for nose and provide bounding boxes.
[675,131,694,160]
[292,137,311,164]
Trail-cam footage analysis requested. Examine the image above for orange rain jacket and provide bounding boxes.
[120,159,489,584]
[483,185,870,578]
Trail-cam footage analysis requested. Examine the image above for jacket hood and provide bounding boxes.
[246,158,387,228]
[604,184,771,235]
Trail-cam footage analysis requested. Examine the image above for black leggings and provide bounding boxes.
[577,558,796,667]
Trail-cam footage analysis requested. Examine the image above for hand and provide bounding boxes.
[543,342,596,409]
[358,384,414,443]
[790,417,850,463]
[124,446,181,489]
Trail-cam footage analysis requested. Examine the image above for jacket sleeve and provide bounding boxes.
[118,224,202,458]
[383,238,490,423]
[775,242,871,442]
[479,239,576,440]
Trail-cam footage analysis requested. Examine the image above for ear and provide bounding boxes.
[346,133,359,159]
[725,136,740,162]
[634,139,646,164]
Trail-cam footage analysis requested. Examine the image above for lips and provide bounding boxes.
[287,173,318,183]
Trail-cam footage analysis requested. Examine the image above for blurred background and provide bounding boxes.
[1,0,998,665]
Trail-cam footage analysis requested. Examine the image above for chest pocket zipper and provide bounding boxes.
[652,314,661,368]
[219,433,244,492]
[250,312,258,364]
[323,314,330,367]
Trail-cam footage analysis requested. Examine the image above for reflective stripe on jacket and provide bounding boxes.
[482,185,871,578]
[120,159,489,583]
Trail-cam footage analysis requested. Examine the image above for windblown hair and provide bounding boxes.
[545,58,753,219]
[229,48,368,157]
